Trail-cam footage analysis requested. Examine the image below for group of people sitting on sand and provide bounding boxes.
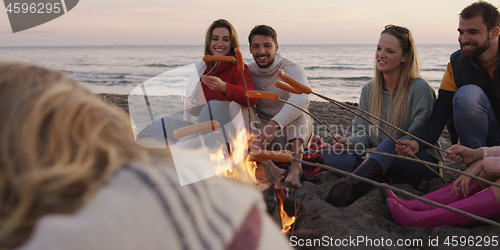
[1,0,500,248]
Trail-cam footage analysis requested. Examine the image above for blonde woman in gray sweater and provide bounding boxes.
[326,25,443,207]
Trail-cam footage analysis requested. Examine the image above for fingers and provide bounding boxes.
[395,140,416,157]
[452,176,464,196]
[333,135,352,150]
[452,175,473,197]
[445,145,465,162]
[201,75,225,91]
[462,177,471,197]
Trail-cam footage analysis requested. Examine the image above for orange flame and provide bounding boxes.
[209,112,295,233]
[276,188,296,233]
[210,115,256,183]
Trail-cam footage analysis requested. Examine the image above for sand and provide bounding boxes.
[100,93,500,250]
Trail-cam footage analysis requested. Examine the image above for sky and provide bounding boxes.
[0,0,494,46]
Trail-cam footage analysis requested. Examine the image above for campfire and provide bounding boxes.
[186,114,303,233]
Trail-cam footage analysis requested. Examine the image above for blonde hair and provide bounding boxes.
[204,19,240,65]
[0,61,165,248]
[369,26,420,136]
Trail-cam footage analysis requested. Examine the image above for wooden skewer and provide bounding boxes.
[276,71,447,155]
[273,78,443,181]
[250,150,500,228]
[301,148,500,190]
[234,47,260,130]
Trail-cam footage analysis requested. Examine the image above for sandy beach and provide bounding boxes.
[100,93,500,250]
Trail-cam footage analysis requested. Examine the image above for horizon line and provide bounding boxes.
[0,43,459,48]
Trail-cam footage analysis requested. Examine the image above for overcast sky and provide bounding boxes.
[0,0,494,46]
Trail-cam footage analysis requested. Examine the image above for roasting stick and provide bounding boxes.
[296,148,500,190]
[245,90,338,142]
[190,55,236,107]
[246,89,442,182]
[251,150,500,228]
[276,71,444,182]
[234,47,259,131]
[273,81,443,183]
[140,82,155,120]
[277,69,447,155]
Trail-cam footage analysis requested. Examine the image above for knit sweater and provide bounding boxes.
[349,78,443,160]
[200,62,258,107]
[17,159,291,250]
[248,52,310,128]
[482,146,500,176]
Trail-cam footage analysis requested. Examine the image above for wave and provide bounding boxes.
[308,76,372,81]
[143,63,187,68]
[305,66,372,71]
[422,68,446,72]
[341,76,372,81]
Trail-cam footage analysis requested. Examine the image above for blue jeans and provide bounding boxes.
[323,138,438,180]
[453,85,500,149]
[144,100,234,145]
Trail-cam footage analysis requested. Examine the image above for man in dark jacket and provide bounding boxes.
[397,1,500,157]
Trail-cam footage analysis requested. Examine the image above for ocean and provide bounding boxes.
[0,44,459,102]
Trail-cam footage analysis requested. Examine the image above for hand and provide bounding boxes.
[395,140,419,157]
[452,159,483,197]
[333,135,354,150]
[252,120,280,150]
[445,145,484,164]
[184,96,203,116]
[202,75,227,94]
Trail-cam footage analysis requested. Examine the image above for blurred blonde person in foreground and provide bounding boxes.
[0,61,290,250]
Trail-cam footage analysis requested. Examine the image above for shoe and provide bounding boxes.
[387,187,500,228]
[380,180,481,211]
[326,158,383,207]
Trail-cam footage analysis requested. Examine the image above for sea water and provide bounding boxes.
[0,44,458,102]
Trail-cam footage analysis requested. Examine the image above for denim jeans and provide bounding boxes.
[323,138,438,180]
[453,84,500,149]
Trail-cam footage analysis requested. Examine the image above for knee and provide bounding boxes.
[207,99,226,110]
[453,85,488,109]
[375,138,397,152]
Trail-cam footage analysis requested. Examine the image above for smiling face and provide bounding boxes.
[458,15,491,59]
[249,35,278,68]
[210,27,231,56]
[376,33,407,75]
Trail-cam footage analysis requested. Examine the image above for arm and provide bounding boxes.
[398,79,437,141]
[446,144,484,163]
[224,64,258,107]
[397,63,457,156]
[483,156,500,176]
[482,146,500,157]
[481,147,500,176]
[348,83,373,149]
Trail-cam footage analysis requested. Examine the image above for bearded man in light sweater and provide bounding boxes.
[247,25,312,188]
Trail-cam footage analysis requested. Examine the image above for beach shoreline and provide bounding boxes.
[99,93,500,249]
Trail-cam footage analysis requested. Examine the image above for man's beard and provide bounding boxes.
[461,35,490,59]
[255,54,274,68]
